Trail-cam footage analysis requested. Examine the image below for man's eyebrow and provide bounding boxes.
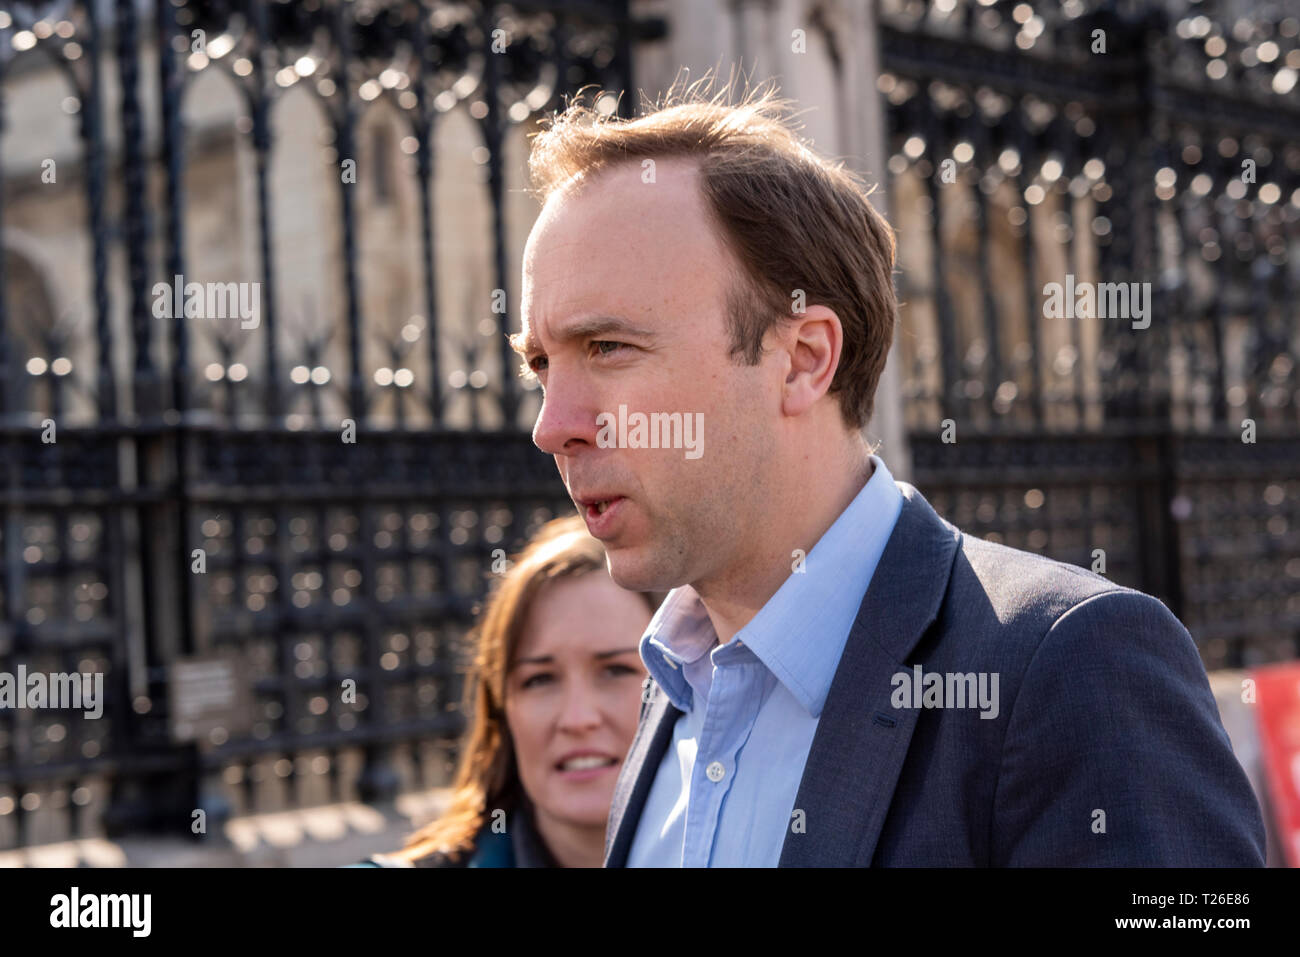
[508,316,657,358]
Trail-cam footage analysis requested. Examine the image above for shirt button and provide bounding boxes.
[705,761,726,783]
[662,653,678,670]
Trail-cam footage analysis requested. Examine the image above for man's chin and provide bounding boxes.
[605,562,652,593]
[605,549,672,594]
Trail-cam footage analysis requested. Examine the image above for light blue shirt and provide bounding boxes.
[626,455,904,867]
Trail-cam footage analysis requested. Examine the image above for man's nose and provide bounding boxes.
[531,378,596,456]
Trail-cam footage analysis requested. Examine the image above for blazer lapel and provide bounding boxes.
[779,483,961,867]
[604,680,681,867]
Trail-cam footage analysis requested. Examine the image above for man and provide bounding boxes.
[510,86,1266,866]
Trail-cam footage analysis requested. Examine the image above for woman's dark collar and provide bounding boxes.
[510,802,562,868]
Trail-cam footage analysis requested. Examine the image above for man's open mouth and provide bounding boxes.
[580,495,624,517]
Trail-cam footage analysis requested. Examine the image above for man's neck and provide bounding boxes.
[695,445,876,644]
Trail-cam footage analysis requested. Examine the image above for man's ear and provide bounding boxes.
[781,304,843,417]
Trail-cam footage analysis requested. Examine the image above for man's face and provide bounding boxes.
[518,159,780,593]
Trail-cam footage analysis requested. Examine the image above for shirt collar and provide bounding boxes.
[639,455,903,717]
[639,583,713,712]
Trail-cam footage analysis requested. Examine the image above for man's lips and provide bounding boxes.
[570,485,631,537]
[577,495,626,536]
[574,492,626,516]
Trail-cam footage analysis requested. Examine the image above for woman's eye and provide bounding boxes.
[528,355,548,373]
[521,673,553,689]
[605,664,640,678]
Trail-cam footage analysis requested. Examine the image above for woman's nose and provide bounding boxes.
[556,681,603,732]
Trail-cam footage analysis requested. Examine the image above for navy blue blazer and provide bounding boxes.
[605,482,1266,866]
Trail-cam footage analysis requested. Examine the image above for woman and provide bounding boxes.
[363,513,659,867]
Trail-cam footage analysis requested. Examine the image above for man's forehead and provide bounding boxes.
[552,154,705,203]
[520,158,728,335]
[528,156,708,253]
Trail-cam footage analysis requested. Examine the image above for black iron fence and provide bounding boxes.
[0,0,650,851]
[880,0,1300,670]
[2,0,1297,855]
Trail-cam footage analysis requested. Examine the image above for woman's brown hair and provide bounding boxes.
[386,512,660,864]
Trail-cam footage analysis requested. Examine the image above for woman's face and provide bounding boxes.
[504,571,652,831]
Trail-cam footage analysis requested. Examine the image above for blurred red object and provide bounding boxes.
[1253,661,1300,868]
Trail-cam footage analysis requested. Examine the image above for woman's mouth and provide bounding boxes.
[555,755,620,779]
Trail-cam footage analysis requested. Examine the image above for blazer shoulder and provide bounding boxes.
[951,531,1134,633]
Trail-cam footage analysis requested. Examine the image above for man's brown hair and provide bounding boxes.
[527,78,897,430]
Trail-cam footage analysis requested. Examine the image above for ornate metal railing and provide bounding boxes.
[0,0,653,851]
[878,0,1299,668]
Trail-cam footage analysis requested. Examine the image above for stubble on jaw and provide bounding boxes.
[644,404,777,600]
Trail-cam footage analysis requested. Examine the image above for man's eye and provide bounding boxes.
[591,340,628,357]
